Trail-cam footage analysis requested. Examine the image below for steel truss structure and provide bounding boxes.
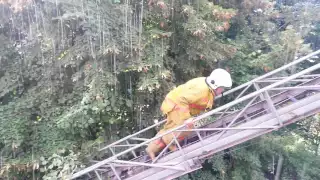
[71,49,320,180]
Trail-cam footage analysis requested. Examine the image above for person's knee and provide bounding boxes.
[161,133,174,145]
[168,145,177,151]
[146,142,159,153]
[146,137,166,155]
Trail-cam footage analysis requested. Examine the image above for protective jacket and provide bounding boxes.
[160,77,215,126]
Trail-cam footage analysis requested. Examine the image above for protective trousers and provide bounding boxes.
[146,109,193,160]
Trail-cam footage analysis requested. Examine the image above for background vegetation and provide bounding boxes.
[0,0,319,179]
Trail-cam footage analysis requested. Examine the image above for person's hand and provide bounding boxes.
[184,118,194,129]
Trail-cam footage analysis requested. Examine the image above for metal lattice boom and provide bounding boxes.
[71,50,320,180]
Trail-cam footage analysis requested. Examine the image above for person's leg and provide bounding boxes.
[145,98,177,160]
[145,129,166,160]
[145,119,193,160]
[161,110,193,151]
[146,103,194,159]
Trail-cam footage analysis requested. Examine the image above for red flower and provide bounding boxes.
[215,26,224,32]
[143,67,149,73]
[86,64,92,70]
[157,1,166,9]
[160,21,164,28]
[223,22,230,31]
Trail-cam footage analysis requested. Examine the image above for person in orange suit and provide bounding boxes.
[146,69,232,160]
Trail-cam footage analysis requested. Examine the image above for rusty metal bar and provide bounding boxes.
[270,85,320,91]
[175,126,278,132]
[215,95,259,141]
[94,170,102,180]
[110,164,121,180]
[263,90,283,126]
[113,160,184,171]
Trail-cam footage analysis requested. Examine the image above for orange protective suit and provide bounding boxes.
[146,77,215,159]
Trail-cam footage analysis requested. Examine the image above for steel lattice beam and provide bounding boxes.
[127,93,320,180]
[70,50,320,180]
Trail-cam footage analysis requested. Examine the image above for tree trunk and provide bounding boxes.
[275,154,284,180]
[301,162,307,179]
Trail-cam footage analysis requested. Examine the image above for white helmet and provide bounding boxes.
[205,68,232,90]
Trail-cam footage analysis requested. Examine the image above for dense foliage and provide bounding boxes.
[0,0,319,179]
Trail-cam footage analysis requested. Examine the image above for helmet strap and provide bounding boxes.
[219,92,225,107]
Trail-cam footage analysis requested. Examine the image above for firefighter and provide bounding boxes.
[146,68,233,160]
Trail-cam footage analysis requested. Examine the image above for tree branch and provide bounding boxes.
[275,154,284,180]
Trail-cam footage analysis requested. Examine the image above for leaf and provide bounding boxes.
[52,153,59,158]
[105,99,110,105]
[58,149,66,154]
[88,118,94,124]
[56,159,62,166]
[63,164,70,170]
[40,157,45,161]
[126,99,133,107]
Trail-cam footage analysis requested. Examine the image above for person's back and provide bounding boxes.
[165,77,214,116]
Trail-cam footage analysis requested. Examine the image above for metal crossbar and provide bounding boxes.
[70,50,320,180]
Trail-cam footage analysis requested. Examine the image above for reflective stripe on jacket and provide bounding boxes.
[160,77,215,117]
